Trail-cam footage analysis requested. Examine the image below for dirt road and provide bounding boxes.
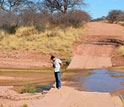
[68,22,124,69]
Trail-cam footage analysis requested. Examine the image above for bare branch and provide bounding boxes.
[41,0,86,14]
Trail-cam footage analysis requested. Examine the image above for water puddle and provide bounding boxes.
[82,69,124,92]
[63,68,124,93]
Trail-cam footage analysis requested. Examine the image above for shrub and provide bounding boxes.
[16,26,38,37]
[65,59,71,65]
[118,45,124,56]
[50,10,90,27]
[117,21,124,27]
[106,10,124,23]
[0,25,84,58]
[0,30,6,40]
[0,36,20,50]
[0,24,17,34]
[22,84,36,93]
[23,104,28,107]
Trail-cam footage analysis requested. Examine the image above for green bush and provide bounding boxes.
[22,84,36,93]
[23,104,28,107]
[1,24,17,34]
[65,59,71,65]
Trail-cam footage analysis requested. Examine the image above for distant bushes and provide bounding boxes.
[50,10,90,27]
[106,10,124,23]
[0,9,90,34]
[0,5,89,58]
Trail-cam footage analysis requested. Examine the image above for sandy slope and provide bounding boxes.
[0,86,122,107]
[83,22,124,40]
[68,22,124,69]
[0,50,51,68]
[68,44,113,69]
[34,86,122,107]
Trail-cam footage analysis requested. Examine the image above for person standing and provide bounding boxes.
[51,56,63,89]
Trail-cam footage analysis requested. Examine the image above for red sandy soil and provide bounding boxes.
[0,49,51,68]
[0,22,124,69]
[68,22,124,69]
[0,85,122,107]
[82,22,124,41]
[0,22,123,107]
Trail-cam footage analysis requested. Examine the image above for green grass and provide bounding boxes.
[22,84,36,93]
[23,104,28,107]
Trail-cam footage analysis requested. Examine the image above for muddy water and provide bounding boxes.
[63,69,124,93]
[1,67,124,94]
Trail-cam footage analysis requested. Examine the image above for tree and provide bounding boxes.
[117,12,124,21]
[49,10,91,26]
[0,0,28,12]
[42,0,86,14]
[106,10,124,23]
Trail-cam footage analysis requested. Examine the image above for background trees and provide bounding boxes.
[106,10,124,23]
[0,0,90,34]
[41,0,86,14]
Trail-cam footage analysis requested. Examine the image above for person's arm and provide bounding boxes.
[60,62,63,66]
[59,59,63,66]
[53,63,55,68]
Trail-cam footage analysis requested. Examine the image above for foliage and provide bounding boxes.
[22,84,36,93]
[0,25,84,57]
[42,0,86,14]
[15,26,38,37]
[65,59,71,65]
[0,24,17,34]
[0,0,90,29]
[118,45,124,56]
[106,10,124,23]
[23,104,28,107]
[92,16,106,22]
[50,10,90,27]
[0,30,5,40]
[117,21,124,27]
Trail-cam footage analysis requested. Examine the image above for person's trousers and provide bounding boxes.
[54,72,61,88]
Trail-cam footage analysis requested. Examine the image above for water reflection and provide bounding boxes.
[63,69,124,93]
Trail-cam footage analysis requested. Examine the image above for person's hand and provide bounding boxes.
[53,64,55,68]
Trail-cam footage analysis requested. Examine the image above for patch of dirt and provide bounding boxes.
[0,49,51,68]
[111,88,124,96]
[0,76,32,80]
[0,85,122,107]
[68,22,124,69]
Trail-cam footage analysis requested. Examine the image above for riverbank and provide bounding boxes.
[0,84,122,107]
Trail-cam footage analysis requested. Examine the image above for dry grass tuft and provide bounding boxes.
[16,26,38,37]
[0,25,84,57]
[118,45,124,56]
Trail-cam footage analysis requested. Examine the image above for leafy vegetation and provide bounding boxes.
[23,104,28,107]
[106,10,124,23]
[22,84,36,93]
